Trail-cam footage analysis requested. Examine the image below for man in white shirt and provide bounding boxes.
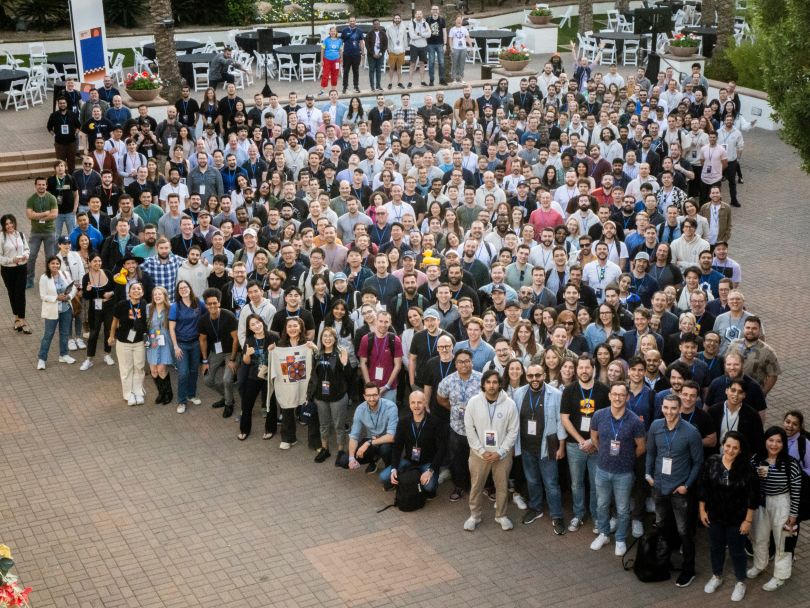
[582,242,622,304]
[296,95,324,137]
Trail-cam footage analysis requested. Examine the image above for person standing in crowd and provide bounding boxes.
[319,27,343,97]
[310,326,350,464]
[26,177,58,290]
[646,393,704,587]
[169,281,204,414]
[463,369,519,531]
[365,20,388,93]
[36,256,76,369]
[273,317,318,449]
[143,286,174,403]
[238,314,278,441]
[79,252,116,371]
[341,17,365,94]
[385,14,408,90]
[699,431,759,602]
[108,281,148,405]
[1,214,31,334]
[199,288,239,415]
[425,5,448,87]
[448,15,472,85]
[407,10,430,89]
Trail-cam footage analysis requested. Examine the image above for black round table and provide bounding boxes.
[595,30,642,57]
[468,30,516,60]
[682,25,717,57]
[235,31,292,54]
[337,23,373,34]
[273,44,322,73]
[176,53,217,86]
[0,69,28,92]
[142,40,201,60]
[48,52,77,73]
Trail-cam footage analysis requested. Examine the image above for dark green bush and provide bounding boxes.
[104,0,147,28]
[352,0,392,19]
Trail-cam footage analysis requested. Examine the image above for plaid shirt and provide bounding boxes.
[141,254,185,302]
[392,107,416,131]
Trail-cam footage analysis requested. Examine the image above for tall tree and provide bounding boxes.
[149,0,182,101]
[578,0,594,33]
[700,0,717,25]
[756,0,810,171]
[713,0,735,58]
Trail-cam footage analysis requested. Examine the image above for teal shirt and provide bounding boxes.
[134,203,164,226]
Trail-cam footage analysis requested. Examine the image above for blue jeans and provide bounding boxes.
[27,233,57,283]
[55,212,76,237]
[427,43,445,83]
[595,468,634,542]
[38,308,72,360]
[176,340,201,403]
[522,450,563,518]
[566,442,598,522]
[379,458,439,496]
[708,522,748,582]
[368,54,384,90]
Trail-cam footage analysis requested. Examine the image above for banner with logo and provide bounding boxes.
[69,0,109,85]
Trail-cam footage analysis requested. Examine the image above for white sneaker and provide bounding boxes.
[79,359,93,371]
[593,525,600,534]
[632,519,644,538]
[568,517,584,532]
[36,359,46,370]
[704,575,723,594]
[495,516,514,531]
[176,403,186,413]
[762,577,785,591]
[127,394,137,406]
[75,338,86,349]
[731,582,746,602]
[746,567,762,579]
[135,395,144,405]
[104,354,115,366]
[590,533,610,551]
[279,442,291,450]
[68,338,77,351]
[609,517,617,533]
[438,468,451,485]
[615,541,627,556]
[463,516,481,531]
[59,355,76,364]
[512,493,528,510]
[188,396,202,405]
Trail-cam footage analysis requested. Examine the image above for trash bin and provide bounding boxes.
[481,65,492,80]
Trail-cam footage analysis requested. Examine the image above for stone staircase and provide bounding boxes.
[0,149,59,183]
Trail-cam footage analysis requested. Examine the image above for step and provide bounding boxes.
[0,169,37,183]
[0,149,56,162]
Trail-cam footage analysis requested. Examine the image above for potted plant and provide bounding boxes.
[498,44,531,71]
[0,544,32,608]
[124,71,163,102]
[528,7,553,25]
[668,33,700,57]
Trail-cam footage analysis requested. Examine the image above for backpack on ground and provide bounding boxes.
[377,467,427,513]
[796,433,810,521]
[623,526,672,582]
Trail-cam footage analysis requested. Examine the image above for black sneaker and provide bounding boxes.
[387,83,392,90]
[439,80,448,86]
[421,81,429,87]
[222,405,233,418]
[429,81,434,86]
[552,518,567,535]
[334,450,349,469]
[342,88,347,94]
[522,509,543,525]
[314,448,331,463]
[365,460,379,474]
[731,201,741,207]
[354,87,360,93]
[211,398,226,408]
[397,83,405,89]
[449,487,464,502]
[675,572,695,588]
[407,82,412,89]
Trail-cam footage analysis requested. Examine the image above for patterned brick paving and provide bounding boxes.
[1,97,809,607]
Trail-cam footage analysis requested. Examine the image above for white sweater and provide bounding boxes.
[464,390,519,459]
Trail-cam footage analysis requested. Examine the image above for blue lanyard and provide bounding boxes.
[426,332,438,357]
[610,412,625,440]
[438,359,451,380]
[375,276,388,301]
[629,389,645,414]
[487,402,497,426]
[579,385,594,407]
[662,423,678,455]
[528,388,543,418]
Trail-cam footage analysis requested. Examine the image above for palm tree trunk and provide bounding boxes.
[700,0,717,26]
[579,0,594,34]
[713,0,735,57]
[615,0,630,12]
[149,0,182,101]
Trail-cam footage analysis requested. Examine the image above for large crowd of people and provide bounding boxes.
[1,12,807,602]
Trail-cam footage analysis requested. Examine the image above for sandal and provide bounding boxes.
[21,324,32,334]
[237,433,248,441]
[262,432,274,440]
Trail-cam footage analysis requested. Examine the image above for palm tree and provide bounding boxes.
[700,0,717,26]
[578,0,594,34]
[149,0,182,101]
[713,0,735,58]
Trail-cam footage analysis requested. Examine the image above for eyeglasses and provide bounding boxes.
[526,373,543,379]
[562,321,575,326]
[437,345,452,349]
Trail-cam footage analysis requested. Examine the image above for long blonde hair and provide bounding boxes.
[148,286,170,329]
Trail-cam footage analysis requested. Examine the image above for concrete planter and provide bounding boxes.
[499,58,530,71]
[126,87,162,102]
[669,45,698,57]
[528,15,551,25]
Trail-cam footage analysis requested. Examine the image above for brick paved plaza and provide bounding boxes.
[1,83,809,607]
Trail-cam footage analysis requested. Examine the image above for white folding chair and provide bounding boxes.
[276,53,297,81]
[557,5,573,29]
[618,15,634,33]
[24,76,44,106]
[4,79,29,111]
[239,52,255,85]
[291,34,307,45]
[299,53,318,81]
[226,29,240,49]
[63,63,79,80]
[192,63,209,91]
[600,40,617,64]
[623,40,640,66]
[227,66,245,90]
[485,40,501,64]
[252,50,266,77]
[3,50,24,69]
[43,64,62,90]
[467,18,482,30]
[466,40,480,64]
[606,9,620,31]
[109,53,125,86]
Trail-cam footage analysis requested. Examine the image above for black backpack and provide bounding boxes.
[378,467,427,513]
[623,526,672,582]
[797,434,810,521]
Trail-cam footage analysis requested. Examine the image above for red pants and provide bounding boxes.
[321,57,340,88]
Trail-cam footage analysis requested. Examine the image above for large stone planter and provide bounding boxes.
[499,58,530,71]
[126,87,162,102]
[669,45,698,58]
[528,15,551,25]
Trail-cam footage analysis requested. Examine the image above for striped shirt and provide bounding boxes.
[750,456,802,517]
